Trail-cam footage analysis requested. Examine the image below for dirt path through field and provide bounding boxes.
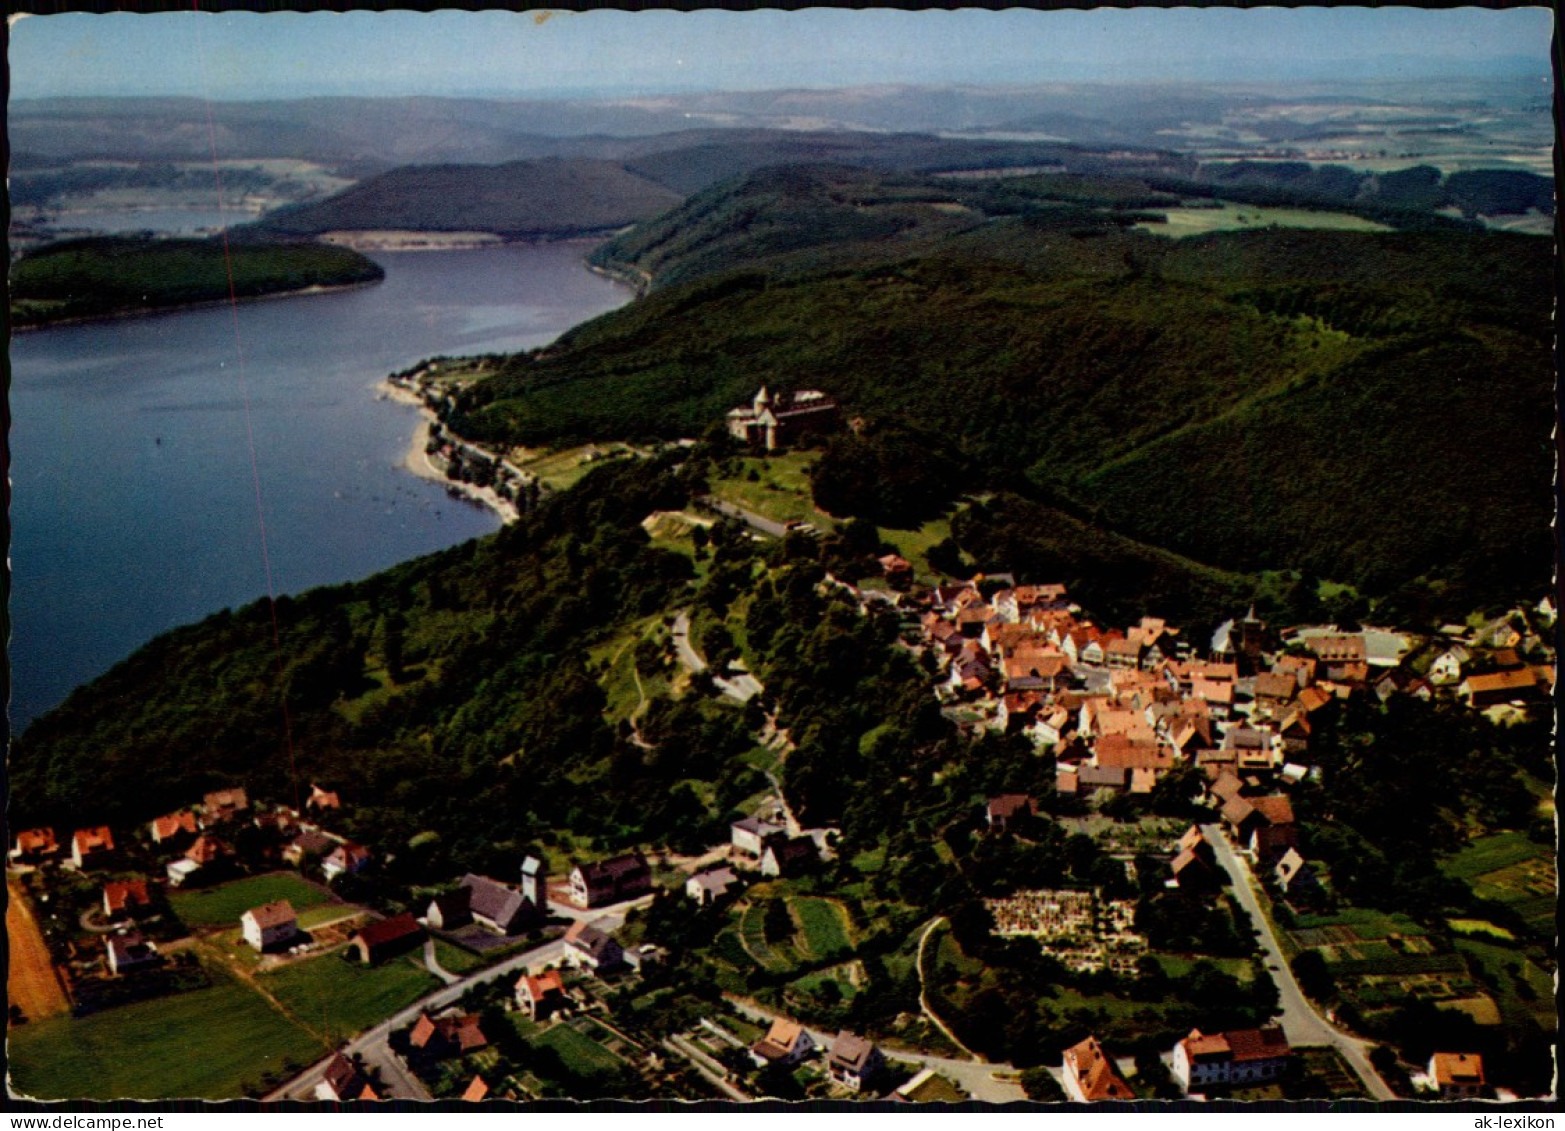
[6,875,70,1023]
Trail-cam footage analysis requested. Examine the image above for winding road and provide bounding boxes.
[1200,824,1394,1100]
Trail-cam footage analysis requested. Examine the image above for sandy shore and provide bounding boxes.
[379,381,519,524]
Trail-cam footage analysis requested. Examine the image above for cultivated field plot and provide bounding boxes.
[6,965,324,1100]
[1137,203,1392,238]
[170,872,333,928]
[260,951,439,1045]
[537,1020,627,1078]
[1440,832,1556,935]
[792,897,855,958]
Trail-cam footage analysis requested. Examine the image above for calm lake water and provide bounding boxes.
[9,243,630,732]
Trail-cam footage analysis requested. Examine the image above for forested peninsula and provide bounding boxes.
[9,236,384,328]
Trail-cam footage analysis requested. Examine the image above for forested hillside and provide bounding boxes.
[442,165,1551,613]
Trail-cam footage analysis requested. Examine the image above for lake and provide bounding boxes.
[8,242,630,732]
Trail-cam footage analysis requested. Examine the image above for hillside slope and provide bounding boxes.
[452,165,1552,608]
[248,157,682,237]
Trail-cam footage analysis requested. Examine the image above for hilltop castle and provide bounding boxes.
[726,387,839,451]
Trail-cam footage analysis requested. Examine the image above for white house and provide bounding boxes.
[731,816,784,857]
[750,1018,816,1068]
[1172,1027,1291,1092]
[241,899,299,952]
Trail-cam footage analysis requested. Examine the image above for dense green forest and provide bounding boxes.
[437,165,1550,614]
[247,158,682,238]
[9,235,384,327]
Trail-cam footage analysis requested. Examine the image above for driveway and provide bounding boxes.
[1200,824,1394,1100]
[702,497,788,539]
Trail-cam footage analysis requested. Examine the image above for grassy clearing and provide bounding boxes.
[6,964,324,1100]
[511,445,631,492]
[433,938,487,975]
[1155,954,1257,983]
[708,452,836,530]
[1292,906,1427,941]
[1446,919,1516,941]
[878,515,954,581]
[260,950,439,1045]
[904,1072,968,1102]
[1454,939,1557,1030]
[1138,203,1393,238]
[1441,832,1548,880]
[171,872,332,928]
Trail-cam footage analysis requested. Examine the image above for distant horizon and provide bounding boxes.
[9,8,1553,101]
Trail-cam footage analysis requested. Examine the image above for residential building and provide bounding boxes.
[1172,1027,1292,1092]
[70,826,115,869]
[759,835,817,878]
[425,888,474,930]
[241,899,299,951]
[569,852,652,909]
[102,879,152,920]
[307,784,342,811]
[351,913,425,965]
[149,811,198,846]
[106,933,163,976]
[514,968,567,1021]
[1458,669,1538,708]
[315,1053,375,1102]
[827,1031,886,1093]
[461,1076,489,1103]
[201,788,249,825]
[1062,1035,1135,1102]
[1273,848,1322,902]
[409,1012,488,1059]
[686,865,740,905]
[750,1017,816,1068]
[562,920,625,973]
[731,815,785,857]
[985,794,1036,832]
[284,829,337,867]
[10,827,59,863]
[322,841,372,881]
[1428,1053,1486,1099]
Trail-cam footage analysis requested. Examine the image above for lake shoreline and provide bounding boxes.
[11,277,383,334]
[379,380,521,525]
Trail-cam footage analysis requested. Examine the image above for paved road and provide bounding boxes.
[727,998,1026,1103]
[266,901,642,1101]
[703,497,789,539]
[1201,824,1395,1101]
[671,611,706,673]
[672,609,764,703]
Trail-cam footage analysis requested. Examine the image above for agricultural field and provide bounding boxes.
[6,876,70,1023]
[260,949,440,1045]
[6,963,324,1100]
[792,897,855,958]
[1137,203,1393,238]
[170,872,333,928]
[536,1019,628,1080]
[1440,832,1556,936]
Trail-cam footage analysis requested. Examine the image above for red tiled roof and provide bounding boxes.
[152,812,198,840]
[1431,1052,1485,1087]
[1249,796,1295,826]
[1065,1036,1134,1101]
[462,1076,490,1102]
[245,899,296,930]
[14,828,57,853]
[73,826,115,855]
[104,879,151,914]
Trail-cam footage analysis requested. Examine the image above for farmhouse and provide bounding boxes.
[1062,1035,1134,1102]
[351,913,425,965]
[425,888,474,930]
[1172,1026,1292,1092]
[569,852,652,909]
[241,899,300,952]
[759,835,817,878]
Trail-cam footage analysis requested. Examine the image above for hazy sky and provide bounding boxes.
[9,7,1555,101]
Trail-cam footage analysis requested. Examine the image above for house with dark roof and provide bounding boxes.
[106,932,163,976]
[985,794,1036,832]
[569,852,652,909]
[562,920,625,973]
[322,841,373,881]
[1172,1026,1292,1092]
[425,887,474,930]
[460,873,544,935]
[827,1030,886,1093]
[1063,1035,1135,1102]
[351,913,425,965]
[284,829,337,867]
[760,835,817,879]
[1273,848,1322,903]
[726,387,840,451]
[315,1053,376,1102]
